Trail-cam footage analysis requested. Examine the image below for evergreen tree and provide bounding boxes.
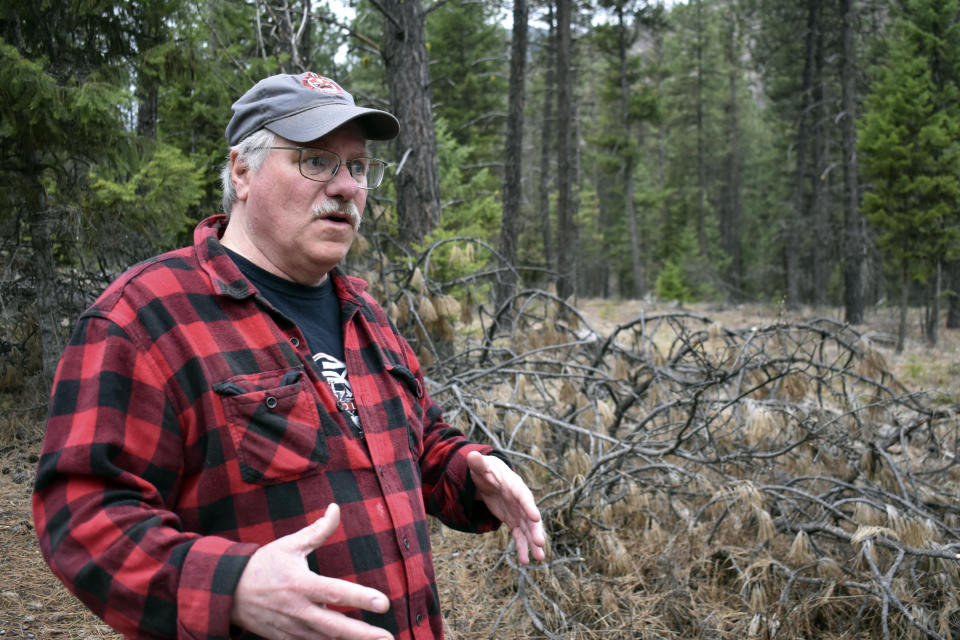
[900,0,960,336]
[750,0,851,307]
[841,0,866,324]
[657,0,728,300]
[532,2,557,280]
[1,2,145,377]
[859,0,960,350]
[554,0,579,302]
[373,0,443,246]
[495,0,529,323]
[427,1,509,164]
[589,1,662,298]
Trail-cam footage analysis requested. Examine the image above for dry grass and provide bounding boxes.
[3,299,959,639]
[426,298,960,639]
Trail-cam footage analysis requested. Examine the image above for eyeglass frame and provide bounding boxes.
[264,146,389,190]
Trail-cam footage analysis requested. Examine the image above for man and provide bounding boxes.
[33,71,545,640]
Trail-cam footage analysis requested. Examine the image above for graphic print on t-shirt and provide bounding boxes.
[313,352,362,430]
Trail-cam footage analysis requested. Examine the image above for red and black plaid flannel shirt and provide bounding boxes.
[32,215,501,640]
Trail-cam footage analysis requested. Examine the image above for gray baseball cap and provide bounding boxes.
[225,72,399,146]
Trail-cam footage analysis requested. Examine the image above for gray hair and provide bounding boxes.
[220,129,277,214]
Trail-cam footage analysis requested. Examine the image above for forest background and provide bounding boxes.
[5,0,960,376]
[3,0,960,638]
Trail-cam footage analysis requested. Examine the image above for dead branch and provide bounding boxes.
[350,234,960,639]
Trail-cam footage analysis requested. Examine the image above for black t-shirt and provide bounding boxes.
[226,249,363,433]
[225,248,343,360]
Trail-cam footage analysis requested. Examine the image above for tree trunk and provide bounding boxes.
[136,79,158,140]
[841,0,864,324]
[722,9,742,298]
[810,11,828,306]
[624,153,642,298]
[653,23,667,292]
[592,159,612,298]
[897,259,908,353]
[255,0,311,71]
[135,7,162,140]
[299,0,312,69]
[274,0,312,70]
[495,0,528,322]
[22,155,64,380]
[554,0,577,302]
[785,0,818,308]
[694,0,708,259]
[947,260,960,328]
[928,259,941,346]
[618,5,643,299]
[537,5,556,279]
[30,207,65,380]
[376,0,442,246]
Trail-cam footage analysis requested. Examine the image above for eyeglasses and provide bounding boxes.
[266,146,388,190]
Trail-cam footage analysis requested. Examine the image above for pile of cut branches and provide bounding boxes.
[355,232,960,639]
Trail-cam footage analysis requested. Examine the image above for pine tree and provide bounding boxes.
[1,2,136,378]
[554,0,578,302]
[373,0,443,246]
[495,0,529,323]
[657,0,728,300]
[841,0,865,324]
[590,1,662,298]
[859,0,960,350]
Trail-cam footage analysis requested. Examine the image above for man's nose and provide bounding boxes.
[325,163,362,200]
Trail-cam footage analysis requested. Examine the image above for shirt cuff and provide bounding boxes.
[176,536,259,639]
[441,443,504,533]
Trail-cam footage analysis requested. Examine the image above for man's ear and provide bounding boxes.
[230,149,251,202]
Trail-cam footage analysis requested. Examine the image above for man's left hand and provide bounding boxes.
[466,451,547,565]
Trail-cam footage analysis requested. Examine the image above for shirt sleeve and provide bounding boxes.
[32,314,258,640]
[395,335,504,534]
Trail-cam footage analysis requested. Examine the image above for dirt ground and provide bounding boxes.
[1,300,957,639]
[0,431,119,638]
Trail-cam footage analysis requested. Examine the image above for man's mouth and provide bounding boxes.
[311,201,361,230]
[321,212,351,224]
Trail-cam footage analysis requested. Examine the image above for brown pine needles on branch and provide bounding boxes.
[350,230,960,640]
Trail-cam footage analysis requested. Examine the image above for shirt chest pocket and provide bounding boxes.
[214,368,330,485]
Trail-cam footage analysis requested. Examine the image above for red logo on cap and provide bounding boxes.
[302,72,343,95]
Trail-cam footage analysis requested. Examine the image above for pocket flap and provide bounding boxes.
[386,363,423,398]
[215,367,327,484]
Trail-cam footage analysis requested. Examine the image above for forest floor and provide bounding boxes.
[1,301,957,639]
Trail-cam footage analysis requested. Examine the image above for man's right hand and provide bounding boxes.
[231,503,393,640]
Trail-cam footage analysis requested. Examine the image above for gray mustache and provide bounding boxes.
[311,200,361,230]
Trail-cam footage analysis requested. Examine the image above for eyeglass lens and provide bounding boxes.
[300,149,385,189]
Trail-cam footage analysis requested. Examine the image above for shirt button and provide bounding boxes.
[403,537,410,550]
[290,337,300,348]
[415,612,423,625]
[265,396,278,409]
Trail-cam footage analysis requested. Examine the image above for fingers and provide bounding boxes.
[287,506,390,614]
[267,606,393,640]
[286,503,341,555]
[475,454,542,525]
[297,590,394,640]
[525,522,547,562]
[232,504,394,640]
[305,574,392,614]
[511,476,543,524]
[513,517,547,565]
[468,453,547,564]
[513,527,531,565]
